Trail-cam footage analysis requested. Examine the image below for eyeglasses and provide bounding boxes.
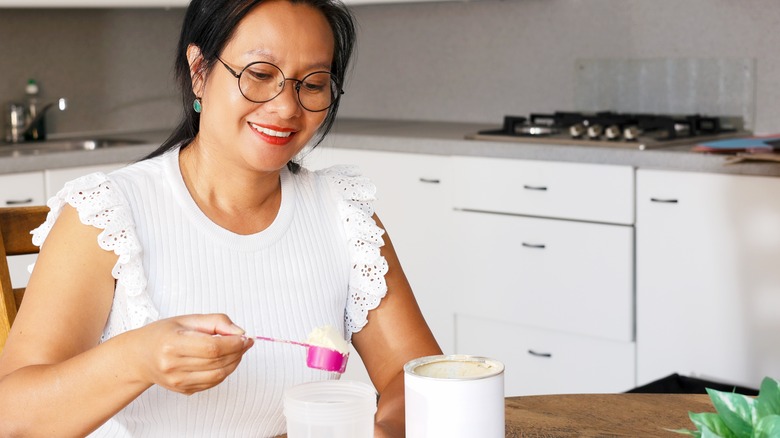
[217,57,343,113]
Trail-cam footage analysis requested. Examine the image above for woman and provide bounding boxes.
[0,0,441,436]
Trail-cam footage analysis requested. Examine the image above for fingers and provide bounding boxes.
[161,346,249,395]
[132,314,255,395]
[175,313,247,337]
[160,332,252,373]
[176,327,252,359]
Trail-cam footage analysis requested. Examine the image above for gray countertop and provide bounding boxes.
[2,118,780,177]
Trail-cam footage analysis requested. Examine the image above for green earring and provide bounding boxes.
[193,98,202,113]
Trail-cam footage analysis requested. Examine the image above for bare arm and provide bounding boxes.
[0,206,252,436]
[351,215,443,437]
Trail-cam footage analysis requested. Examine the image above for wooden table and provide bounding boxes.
[505,393,713,437]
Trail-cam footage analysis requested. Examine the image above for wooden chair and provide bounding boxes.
[0,206,50,350]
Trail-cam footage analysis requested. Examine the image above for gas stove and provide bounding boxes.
[467,112,750,150]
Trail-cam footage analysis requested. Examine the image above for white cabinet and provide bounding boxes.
[303,147,454,384]
[636,169,780,390]
[450,156,636,396]
[0,171,45,208]
[0,171,46,290]
[453,210,634,342]
[451,156,635,225]
[457,315,635,396]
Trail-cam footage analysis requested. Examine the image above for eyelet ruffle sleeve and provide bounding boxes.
[29,172,158,341]
[319,165,389,338]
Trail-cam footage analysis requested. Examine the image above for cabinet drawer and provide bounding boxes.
[453,209,634,342]
[457,314,635,396]
[0,171,45,288]
[0,171,45,207]
[451,156,634,224]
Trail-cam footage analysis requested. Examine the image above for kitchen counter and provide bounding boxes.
[325,119,780,177]
[2,118,780,177]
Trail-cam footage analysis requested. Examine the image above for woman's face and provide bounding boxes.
[193,0,335,173]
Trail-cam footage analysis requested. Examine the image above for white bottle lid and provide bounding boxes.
[26,79,39,96]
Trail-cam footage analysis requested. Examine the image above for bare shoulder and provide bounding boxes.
[351,214,442,392]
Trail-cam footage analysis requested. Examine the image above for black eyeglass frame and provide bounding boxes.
[216,57,344,113]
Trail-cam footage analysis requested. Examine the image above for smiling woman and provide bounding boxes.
[0,0,441,437]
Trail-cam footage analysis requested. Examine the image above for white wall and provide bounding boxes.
[2,1,780,135]
[341,0,780,134]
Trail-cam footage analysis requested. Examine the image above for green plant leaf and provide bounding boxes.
[754,414,780,438]
[689,412,737,438]
[700,425,724,438]
[757,377,780,419]
[666,427,701,437]
[706,388,756,438]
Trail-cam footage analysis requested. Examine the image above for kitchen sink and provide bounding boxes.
[0,138,148,157]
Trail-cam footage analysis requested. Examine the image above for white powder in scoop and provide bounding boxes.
[305,325,349,354]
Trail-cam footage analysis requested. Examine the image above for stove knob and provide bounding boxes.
[569,123,585,138]
[623,126,641,141]
[604,125,622,140]
[586,124,603,139]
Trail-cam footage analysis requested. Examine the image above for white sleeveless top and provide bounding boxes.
[30,147,388,437]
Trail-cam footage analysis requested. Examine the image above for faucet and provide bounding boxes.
[4,98,67,144]
[23,98,68,142]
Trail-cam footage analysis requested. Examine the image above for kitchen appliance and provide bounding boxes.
[467,111,749,150]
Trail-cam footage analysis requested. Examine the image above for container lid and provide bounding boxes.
[284,380,377,424]
[26,79,39,95]
[404,354,505,381]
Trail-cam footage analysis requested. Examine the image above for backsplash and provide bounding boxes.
[2,0,780,138]
[0,8,184,137]
[574,58,756,130]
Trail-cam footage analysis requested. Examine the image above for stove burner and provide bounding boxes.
[480,112,740,144]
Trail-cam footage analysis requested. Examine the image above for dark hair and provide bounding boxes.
[144,0,356,173]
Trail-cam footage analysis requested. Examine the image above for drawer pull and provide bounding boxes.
[523,185,548,191]
[528,350,552,358]
[522,242,546,249]
[650,197,678,204]
[419,178,441,184]
[5,198,34,206]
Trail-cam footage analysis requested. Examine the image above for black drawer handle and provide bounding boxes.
[523,185,548,191]
[522,242,546,249]
[5,198,34,206]
[650,197,678,204]
[419,178,441,184]
[528,350,552,358]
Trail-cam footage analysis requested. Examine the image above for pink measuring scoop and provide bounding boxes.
[252,335,349,373]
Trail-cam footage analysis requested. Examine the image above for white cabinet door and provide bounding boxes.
[457,314,635,396]
[303,147,454,385]
[453,209,634,342]
[449,156,636,394]
[452,156,635,225]
[0,171,46,289]
[45,163,126,199]
[636,169,780,389]
[0,172,45,208]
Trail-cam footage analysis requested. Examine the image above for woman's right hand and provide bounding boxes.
[127,314,254,395]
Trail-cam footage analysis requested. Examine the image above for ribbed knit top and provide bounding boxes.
[31,147,389,437]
